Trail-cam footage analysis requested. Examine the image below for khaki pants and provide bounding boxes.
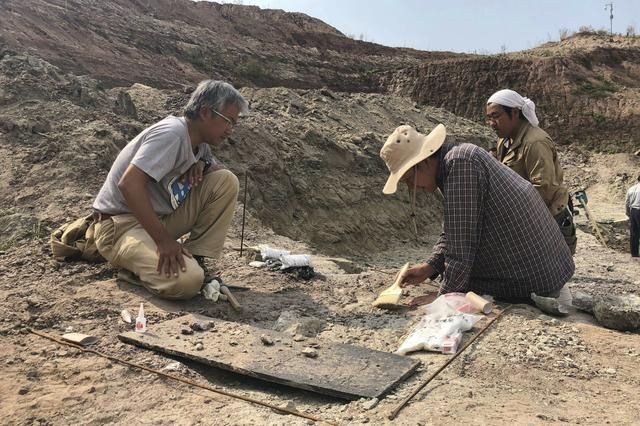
[93,169,238,300]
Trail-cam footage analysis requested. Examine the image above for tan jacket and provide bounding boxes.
[496,122,569,216]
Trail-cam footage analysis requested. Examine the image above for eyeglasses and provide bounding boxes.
[211,109,237,128]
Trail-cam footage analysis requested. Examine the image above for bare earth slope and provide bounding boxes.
[385,34,640,153]
[0,2,640,425]
[4,1,639,155]
[0,0,460,90]
[0,51,493,255]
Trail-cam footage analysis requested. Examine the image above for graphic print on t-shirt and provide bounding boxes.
[168,175,191,209]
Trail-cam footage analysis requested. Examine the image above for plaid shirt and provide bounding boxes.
[426,143,574,299]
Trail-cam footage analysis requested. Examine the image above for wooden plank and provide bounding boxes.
[119,314,419,400]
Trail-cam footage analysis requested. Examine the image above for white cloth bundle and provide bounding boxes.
[259,244,290,260]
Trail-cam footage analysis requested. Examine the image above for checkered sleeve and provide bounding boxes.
[439,159,485,294]
[426,232,446,274]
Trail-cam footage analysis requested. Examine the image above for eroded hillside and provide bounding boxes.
[0,51,493,256]
[384,34,640,152]
[2,1,639,155]
[0,0,459,90]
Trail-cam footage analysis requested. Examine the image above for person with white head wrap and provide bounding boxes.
[487,89,539,127]
[486,88,577,255]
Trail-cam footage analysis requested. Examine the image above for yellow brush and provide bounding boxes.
[372,262,410,309]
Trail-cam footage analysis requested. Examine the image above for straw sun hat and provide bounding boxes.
[379,124,446,194]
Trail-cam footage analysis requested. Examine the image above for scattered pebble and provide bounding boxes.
[190,321,213,332]
[195,343,204,351]
[272,400,297,415]
[362,398,379,410]
[598,367,617,375]
[301,347,318,358]
[260,334,274,346]
[163,362,183,372]
[181,328,194,335]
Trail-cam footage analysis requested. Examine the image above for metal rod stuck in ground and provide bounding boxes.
[240,170,248,258]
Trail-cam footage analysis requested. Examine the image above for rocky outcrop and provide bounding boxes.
[0,0,459,91]
[1,2,638,153]
[382,36,640,152]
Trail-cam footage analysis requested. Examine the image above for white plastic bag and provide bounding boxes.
[396,294,482,355]
[280,254,312,269]
[259,244,290,260]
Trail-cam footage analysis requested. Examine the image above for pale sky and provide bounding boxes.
[218,0,640,53]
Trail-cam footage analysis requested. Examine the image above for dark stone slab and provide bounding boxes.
[119,314,420,400]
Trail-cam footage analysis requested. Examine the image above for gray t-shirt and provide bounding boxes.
[93,116,211,216]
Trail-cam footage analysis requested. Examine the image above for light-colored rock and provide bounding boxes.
[362,398,379,410]
[301,347,318,358]
[593,294,640,331]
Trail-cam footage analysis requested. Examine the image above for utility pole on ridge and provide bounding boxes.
[605,3,614,36]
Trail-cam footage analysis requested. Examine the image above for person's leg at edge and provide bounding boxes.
[630,208,640,257]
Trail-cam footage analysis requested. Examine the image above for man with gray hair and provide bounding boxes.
[91,80,248,300]
[486,89,577,254]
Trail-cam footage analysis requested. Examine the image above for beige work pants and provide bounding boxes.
[93,169,238,300]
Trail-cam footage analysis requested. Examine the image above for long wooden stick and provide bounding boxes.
[388,305,512,420]
[582,203,608,248]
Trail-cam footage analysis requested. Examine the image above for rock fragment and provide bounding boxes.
[593,294,640,331]
[260,334,274,346]
[301,347,318,358]
[573,291,594,313]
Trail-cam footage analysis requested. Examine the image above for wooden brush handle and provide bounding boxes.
[220,286,241,311]
[392,263,411,288]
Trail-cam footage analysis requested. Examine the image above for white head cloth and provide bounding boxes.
[487,89,539,127]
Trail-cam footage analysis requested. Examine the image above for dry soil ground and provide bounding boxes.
[1,193,640,425]
[1,50,640,426]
